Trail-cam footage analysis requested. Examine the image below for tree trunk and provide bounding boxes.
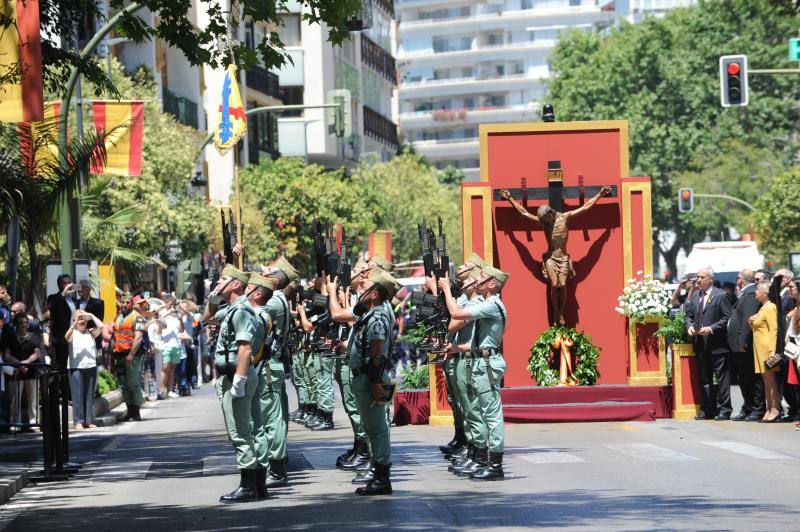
[26,232,44,316]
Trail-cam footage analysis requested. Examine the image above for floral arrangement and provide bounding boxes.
[615,271,670,323]
[528,326,600,387]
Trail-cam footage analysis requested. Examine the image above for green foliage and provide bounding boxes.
[528,326,601,386]
[752,168,800,262]
[10,0,362,97]
[398,324,427,346]
[438,166,465,186]
[548,1,800,271]
[240,153,462,271]
[96,369,119,398]
[654,311,688,344]
[399,364,429,391]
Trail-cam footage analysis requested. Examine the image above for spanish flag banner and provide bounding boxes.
[213,65,246,155]
[19,101,61,177]
[0,0,43,122]
[91,101,144,176]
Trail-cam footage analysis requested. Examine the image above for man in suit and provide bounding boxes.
[46,274,75,369]
[775,268,798,422]
[76,280,105,348]
[726,269,765,421]
[685,267,733,420]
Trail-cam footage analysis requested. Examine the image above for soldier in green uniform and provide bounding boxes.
[440,264,509,481]
[245,273,276,498]
[111,292,147,421]
[446,269,487,475]
[348,269,400,496]
[256,257,298,488]
[202,264,265,502]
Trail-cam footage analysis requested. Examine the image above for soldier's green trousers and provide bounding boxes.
[262,359,288,460]
[471,353,506,453]
[455,355,485,445]
[352,372,391,465]
[216,367,259,469]
[334,358,365,439]
[314,353,335,413]
[303,351,318,406]
[291,351,308,405]
[443,357,465,435]
[116,354,144,407]
[251,369,269,468]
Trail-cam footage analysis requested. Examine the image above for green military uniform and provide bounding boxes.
[442,293,469,444]
[214,294,262,470]
[291,347,308,405]
[261,290,291,461]
[455,294,486,447]
[249,304,271,470]
[315,350,335,415]
[334,318,365,440]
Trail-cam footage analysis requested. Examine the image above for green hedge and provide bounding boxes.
[96,369,119,398]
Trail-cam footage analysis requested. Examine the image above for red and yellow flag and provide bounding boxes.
[91,101,144,176]
[0,0,43,122]
[19,101,61,177]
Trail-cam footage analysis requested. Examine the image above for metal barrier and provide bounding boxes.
[1,362,78,481]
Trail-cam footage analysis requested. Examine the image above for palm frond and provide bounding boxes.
[109,247,160,269]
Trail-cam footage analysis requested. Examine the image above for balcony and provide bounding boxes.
[246,64,281,99]
[399,73,547,99]
[162,88,199,129]
[272,48,304,86]
[361,34,396,85]
[363,105,398,150]
[398,39,555,63]
[399,103,542,128]
[374,0,394,17]
[412,137,479,159]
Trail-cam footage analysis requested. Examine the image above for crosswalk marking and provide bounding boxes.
[91,460,152,481]
[202,455,238,476]
[519,447,584,464]
[604,443,700,462]
[702,441,795,460]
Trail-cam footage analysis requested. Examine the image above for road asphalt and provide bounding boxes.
[1,380,798,531]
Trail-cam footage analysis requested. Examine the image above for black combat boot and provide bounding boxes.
[294,404,309,424]
[311,411,334,431]
[288,408,302,422]
[352,465,374,484]
[449,444,474,472]
[439,425,466,454]
[340,439,371,471]
[131,404,142,422]
[470,451,504,481]
[336,439,358,469]
[446,442,469,462]
[456,447,486,477]
[255,468,268,499]
[304,407,321,428]
[355,463,392,496]
[120,403,134,422]
[266,459,288,488]
[220,469,259,503]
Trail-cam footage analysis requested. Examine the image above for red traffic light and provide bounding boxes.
[681,190,691,199]
[727,62,740,75]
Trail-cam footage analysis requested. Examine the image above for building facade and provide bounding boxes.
[396,0,695,181]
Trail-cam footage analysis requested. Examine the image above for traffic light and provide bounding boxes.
[719,55,748,107]
[678,188,694,213]
[327,89,351,138]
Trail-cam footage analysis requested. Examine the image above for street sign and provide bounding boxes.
[790,38,800,61]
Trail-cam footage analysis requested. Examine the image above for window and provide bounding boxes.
[462,67,474,77]
[569,0,581,6]
[280,15,301,46]
[513,62,524,75]
[414,102,433,112]
[495,64,505,76]
[463,97,475,109]
[280,87,303,117]
[521,0,533,9]
[487,33,502,45]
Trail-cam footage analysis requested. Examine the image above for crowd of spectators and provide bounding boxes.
[673,266,799,428]
[0,275,208,434]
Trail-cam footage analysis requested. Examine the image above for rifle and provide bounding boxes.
[416,219,454,356]
[313,219,326,278]
[221,209,233,265]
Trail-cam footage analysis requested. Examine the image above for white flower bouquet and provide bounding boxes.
[615,271,670,322]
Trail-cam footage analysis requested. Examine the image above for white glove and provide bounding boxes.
[230,374,247,398]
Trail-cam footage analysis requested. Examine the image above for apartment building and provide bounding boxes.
[273,0,399,168]
[396,0,695,181]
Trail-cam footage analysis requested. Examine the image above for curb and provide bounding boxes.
[0,467,29,506]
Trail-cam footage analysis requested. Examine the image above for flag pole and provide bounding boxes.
[233,147,243,270]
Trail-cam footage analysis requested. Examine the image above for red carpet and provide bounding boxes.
[393,385,672,426]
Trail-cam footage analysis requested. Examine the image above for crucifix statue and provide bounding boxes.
[499,181,611,326]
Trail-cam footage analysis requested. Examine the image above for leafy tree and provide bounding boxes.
[672,138,786,243]
[439,165,465,186]
[2,0,362,97]
[547,0,800,276]
[352,153,462,264]
[752,169,800,262]
[239,157,378,275]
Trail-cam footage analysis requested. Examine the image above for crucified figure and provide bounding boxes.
[499,185,612,325]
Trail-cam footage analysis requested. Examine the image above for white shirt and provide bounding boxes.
[160,314,182,349]
[147,322,163,352]
[68,329,97,369]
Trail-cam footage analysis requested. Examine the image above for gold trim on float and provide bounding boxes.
[627,317,668,387]
[620,180,654,283]
[428,362,453,426]
[671,343,701,419]
[460,185,494,266]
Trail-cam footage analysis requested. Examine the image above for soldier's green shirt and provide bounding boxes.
[455,295,483,345]
[265,291,290,359]
[348,301,394,369]
[214,295,266,366]
[468,294,507,351]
